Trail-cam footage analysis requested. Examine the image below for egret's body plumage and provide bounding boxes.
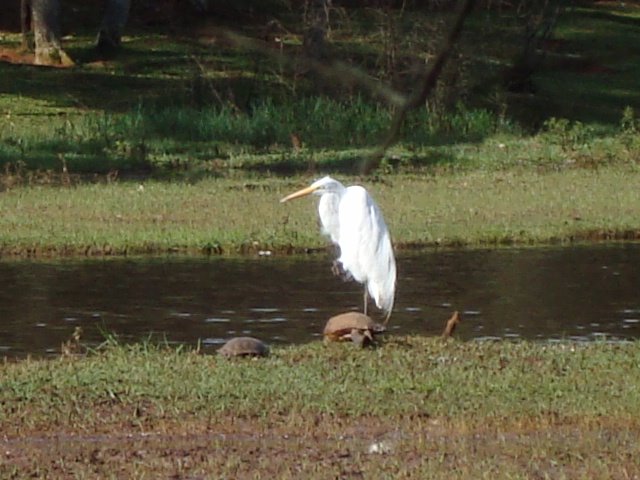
[281,176,396,323]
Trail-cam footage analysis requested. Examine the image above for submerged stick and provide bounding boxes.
[442,311,461,339]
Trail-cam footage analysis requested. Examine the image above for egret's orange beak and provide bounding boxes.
[280,185,318,203]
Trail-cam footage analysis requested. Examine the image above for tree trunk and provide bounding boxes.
[32,0,73,66]
[21,0,33,50]
[303,0,331,60]
[96,0,131,55]
[504,0,563,93]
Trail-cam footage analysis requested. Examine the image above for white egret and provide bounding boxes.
[280,176,396,324]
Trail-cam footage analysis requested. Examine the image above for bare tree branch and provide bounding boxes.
[207,0,474,175]
[361,0,475,174]
[21,0,32,50]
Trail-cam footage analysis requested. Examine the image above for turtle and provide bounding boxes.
[218,336,269,358]
[323,312,386,347]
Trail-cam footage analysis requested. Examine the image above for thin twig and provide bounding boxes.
[190,55,239,111]
[205,1,474,175]
[361,0,475,174]
[216,28,408,108]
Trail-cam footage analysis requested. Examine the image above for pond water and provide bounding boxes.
[1,243,639,358]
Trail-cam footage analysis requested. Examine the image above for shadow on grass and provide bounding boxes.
[179,147,460,179]
[577,7,640,28]
[1,2,638,179]
[521,6,640,125]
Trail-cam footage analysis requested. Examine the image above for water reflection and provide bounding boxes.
[0,243,639,358]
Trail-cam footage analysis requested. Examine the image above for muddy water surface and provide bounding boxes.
[1,243,639,357]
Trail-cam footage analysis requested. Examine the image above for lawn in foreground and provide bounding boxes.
[1,337,640,478]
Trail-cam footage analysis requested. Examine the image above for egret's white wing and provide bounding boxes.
[318,192,341,244]
[338,186,396,315]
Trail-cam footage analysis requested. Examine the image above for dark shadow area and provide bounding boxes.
[518,7,640,125]
[1,2,638,176]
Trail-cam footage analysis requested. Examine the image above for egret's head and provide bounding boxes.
[280,176,343,203]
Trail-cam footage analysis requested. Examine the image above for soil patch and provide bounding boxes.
[3,416,639,478]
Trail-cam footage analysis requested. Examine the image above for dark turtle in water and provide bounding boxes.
[323,312,385,347]
[218,337,269,358]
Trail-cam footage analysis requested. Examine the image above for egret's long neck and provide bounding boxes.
[327,182,347,198]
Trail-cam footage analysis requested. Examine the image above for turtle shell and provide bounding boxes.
[218,337,269,357]
[323,312,385,342]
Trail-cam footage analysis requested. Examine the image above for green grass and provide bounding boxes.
[0,97,514,173]
[1,167,639,257]
[2,337,640,477]
[4,337,640,425]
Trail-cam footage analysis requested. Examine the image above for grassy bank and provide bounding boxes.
[2,337,640,477]
[1,166,639,257]
[0,2,638,259]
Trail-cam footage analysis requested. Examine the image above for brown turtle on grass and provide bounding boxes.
[218,337,269,358]
[323,312,386,347]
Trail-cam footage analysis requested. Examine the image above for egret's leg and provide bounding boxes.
[331,260,341,277]
[363,287,368,316]
[332,260,353,282]
[383,309,392,326]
